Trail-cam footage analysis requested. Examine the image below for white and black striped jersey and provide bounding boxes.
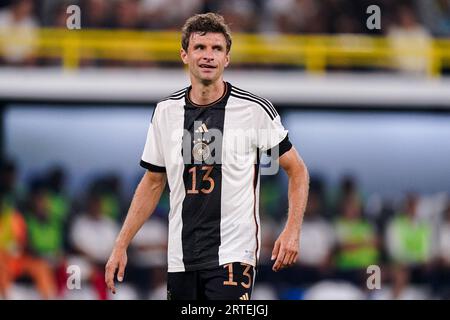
[140,82,292,272]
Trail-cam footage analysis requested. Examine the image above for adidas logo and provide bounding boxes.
[195,123,209,133]
[239,292,250,300]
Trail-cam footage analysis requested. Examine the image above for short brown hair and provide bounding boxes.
[181,13,232,53]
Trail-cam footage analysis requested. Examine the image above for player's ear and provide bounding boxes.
[180,48,188,65]
[224,52,230,68]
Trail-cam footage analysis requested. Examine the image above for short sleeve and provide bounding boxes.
[140,105,166,172]
[256,104,292,158]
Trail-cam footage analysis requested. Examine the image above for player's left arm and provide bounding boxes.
[271,146,309,272]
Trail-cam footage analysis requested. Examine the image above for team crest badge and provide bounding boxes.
[193,123,211,162]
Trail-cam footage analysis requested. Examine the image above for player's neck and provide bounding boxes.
[189,80,225,106]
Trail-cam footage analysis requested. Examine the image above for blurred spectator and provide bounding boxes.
[25,179,69,295]
[171,0,203,30]
[298,189,335,273]
[330,175,364,218]
[69,193,119,299]
[218,0,258,32]
[81,0,111,28]
[265,0,324,34]
[110,0,145,29]
[45,166,70,224]
[69,193,119,260]
[129,217,167,298]
[334,193,380,271]
[101,175,124,221]
[271,186,335,287]
[25,186,65,264]
[48,2,76,28]
[89,174,124,221]
[387,5,432,75]
[0,159,24,208]
[417,0,450,37]
[385,193,434,266]
[0,0,38,65]
[0,196,57,299]
[141,0,173,29]
[323,0,360,34]
[259,174,286,220]
[0,196,26,298]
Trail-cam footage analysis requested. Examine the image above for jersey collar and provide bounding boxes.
[185,82,231,109]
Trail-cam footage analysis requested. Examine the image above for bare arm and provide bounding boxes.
[271,147,309,272]
[105,170,167,293]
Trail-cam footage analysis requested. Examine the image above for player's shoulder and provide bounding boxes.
[150,87,188,122]
[157,87,189,107]
[229,84,278,120]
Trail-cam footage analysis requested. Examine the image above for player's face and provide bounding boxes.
[181,32,230,85]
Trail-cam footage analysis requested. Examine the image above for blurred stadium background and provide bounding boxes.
[1,0,450,300]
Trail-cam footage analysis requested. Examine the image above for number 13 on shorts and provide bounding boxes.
[223,262,254,300]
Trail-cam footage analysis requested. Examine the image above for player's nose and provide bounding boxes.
[202,48,214,61]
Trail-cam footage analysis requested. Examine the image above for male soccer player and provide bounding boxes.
[105,12,309,300]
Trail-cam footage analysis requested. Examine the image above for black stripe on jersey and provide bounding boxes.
[167,94,186,101]
[180,82,231,272]
[232,86,278,118]
[169,91,187,100]
[171,87,188,95]
[253,150,260,268]
[159,88,188,102]
[140,160,166,172]
[169,87,188,97]
[230,92,275,121]
[231,86,278,119]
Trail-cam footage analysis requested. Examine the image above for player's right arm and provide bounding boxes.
[105,170,167,294]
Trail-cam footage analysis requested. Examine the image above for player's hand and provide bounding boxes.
[105,247,128,294]
[271,227,299,272]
